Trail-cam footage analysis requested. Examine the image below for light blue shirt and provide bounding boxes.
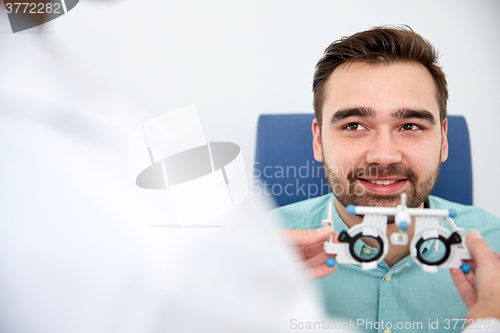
[271,194,500,333]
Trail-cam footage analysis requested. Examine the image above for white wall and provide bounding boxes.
[49,0,500,216]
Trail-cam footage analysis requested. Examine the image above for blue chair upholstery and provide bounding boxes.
[254,114,472,207]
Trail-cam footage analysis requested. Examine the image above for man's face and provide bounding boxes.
[312,62,448,210]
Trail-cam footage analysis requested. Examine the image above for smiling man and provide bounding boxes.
[273,26,500,332]
[317,62,444,211]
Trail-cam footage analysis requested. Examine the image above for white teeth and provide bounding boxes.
[368,179,399,185]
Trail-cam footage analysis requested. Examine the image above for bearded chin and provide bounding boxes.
[323,159,441,225]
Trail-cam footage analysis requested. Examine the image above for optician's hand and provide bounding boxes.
[450,230,500,322]
[283,227,338,280]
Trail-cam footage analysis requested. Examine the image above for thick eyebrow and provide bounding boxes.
[329,107,375,124]
[392,109,436,125]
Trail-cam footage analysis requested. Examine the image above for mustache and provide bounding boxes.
[345,164,417,183]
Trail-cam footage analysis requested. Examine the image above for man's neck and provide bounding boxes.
[334,198,424,268]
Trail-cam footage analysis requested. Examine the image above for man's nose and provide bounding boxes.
[365,131,403,168]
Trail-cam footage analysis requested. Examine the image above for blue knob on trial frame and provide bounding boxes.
[461,263,471,274]
[399,221,409,231]
[326,258,336,267]
[346,205,356,215]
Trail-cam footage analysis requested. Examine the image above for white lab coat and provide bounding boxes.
[0,10,336,333]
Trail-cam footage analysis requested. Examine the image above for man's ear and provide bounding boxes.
[440,118,449,163]
[312,118,323,162]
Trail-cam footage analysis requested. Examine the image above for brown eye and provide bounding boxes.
[402,124,421,131]
[345,123,365,131]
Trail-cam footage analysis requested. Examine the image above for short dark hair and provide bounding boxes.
[313,26,448,129]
